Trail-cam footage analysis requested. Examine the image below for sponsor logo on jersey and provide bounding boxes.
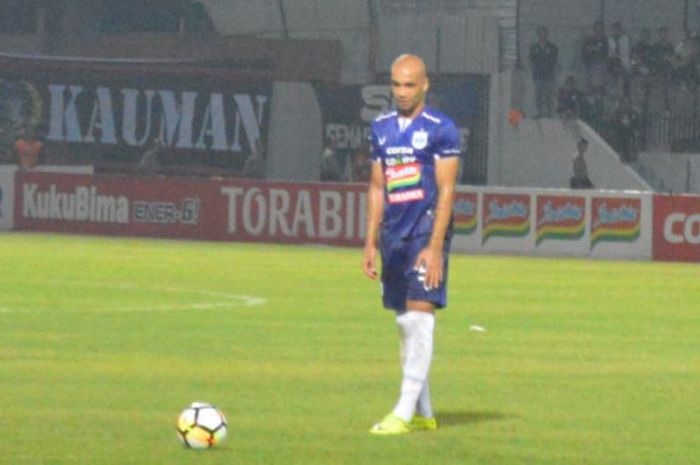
[384,155,416,166]
[536,196,585,245]
[388,189,424,204]
[385,146,414,156]
[590,197,641,248]
[411,129,428,150]
[453,192,477,236]
[385,163,421,192]
[482,193,531,244]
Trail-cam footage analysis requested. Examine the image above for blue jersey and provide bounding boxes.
[370,106,461,239]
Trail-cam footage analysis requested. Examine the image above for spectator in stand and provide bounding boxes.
[609,97,640,162]
[674,34,700,90]
[242,139,267,179]
[651,27,676,74]
[180,1,217,37]
[582,21,608,125]
[608,22,631,75]
[607,22,631,100]
[632,28,654,76]
[557,75,589,121]
[137,137,163,175]
[650,26,676,110]
[582,21,609,91]
[321,140,344,182]
[631,28,655,109]
[528,26,558,118]
[570,138,594,189]
[14,126,43,170]
[351,145,371,183]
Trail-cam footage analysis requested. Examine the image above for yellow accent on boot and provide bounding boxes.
[408,415,438,431]
[369,413,411,435]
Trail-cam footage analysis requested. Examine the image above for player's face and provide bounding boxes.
[391,60,429,118]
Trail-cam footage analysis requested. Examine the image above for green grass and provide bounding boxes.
[1,232,699,465]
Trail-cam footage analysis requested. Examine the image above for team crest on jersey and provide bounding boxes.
[411,130,428,150]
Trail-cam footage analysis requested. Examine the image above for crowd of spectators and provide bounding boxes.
[529,20,700,162]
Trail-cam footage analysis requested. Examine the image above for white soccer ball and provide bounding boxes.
[176,401,228,449]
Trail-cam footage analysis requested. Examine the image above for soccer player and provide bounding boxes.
[363,54,461,435]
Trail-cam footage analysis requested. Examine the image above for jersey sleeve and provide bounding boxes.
[369,121,382,162]
[434,120,461,159]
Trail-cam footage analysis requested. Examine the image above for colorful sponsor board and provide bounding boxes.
[14,172,366,246]
[481,193,530,243]
[535,195,585,246]
[590,197,642,248]
[653,195,700,262]
[13,173,671,261]
[453,192,478,236]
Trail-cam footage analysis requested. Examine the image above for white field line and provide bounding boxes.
[0,280,266,314]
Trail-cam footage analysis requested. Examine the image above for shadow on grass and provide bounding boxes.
[436,410,514,428]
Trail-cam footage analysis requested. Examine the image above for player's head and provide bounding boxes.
[390,54,429,118]
[577,137,588,153]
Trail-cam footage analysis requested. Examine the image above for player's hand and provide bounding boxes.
[363,244,379,280]
[414,246,443,290]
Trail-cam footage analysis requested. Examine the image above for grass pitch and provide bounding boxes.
[1,232,698,465]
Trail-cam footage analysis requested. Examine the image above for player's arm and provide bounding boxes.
[363,160,384,280]
[414,157,459,289]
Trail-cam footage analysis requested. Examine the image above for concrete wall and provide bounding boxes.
[577,121,651,191]
[638,151,700,193]
[376,10,499,75]
[267,82,322,182]
[201,0,505,82]
[202,0,370,83]
[493,114,650,191]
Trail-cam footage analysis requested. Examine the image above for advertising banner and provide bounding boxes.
[535,194,588,254]
[0,55,272,170]
[0,166,17,231]
[452,186,653,260]
[653,195,700,262]
[480,192,531,253]
[14,171,668,261]
[589,195,651,259]
[14,172,366,247]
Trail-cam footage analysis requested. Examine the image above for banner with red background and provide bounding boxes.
[653,195,700,262]
[15,172,366,246]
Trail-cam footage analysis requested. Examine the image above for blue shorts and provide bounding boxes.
[380,234,451,312]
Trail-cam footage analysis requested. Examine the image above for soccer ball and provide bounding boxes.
[176,401,228,449]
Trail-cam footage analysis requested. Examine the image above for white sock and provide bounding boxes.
[392,311,435,422]
[416,381,434,418]
[397,315,434,419]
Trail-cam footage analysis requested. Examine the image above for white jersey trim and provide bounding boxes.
[421,111,442,124]
[374,111,397,122]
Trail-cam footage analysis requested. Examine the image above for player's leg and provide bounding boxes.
[399,238,450,431]
[370,241,413,435]
[396,307,436,430]
[391,300,434,424]
[370,238,447,435]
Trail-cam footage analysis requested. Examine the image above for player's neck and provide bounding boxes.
[398,102,425,121]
